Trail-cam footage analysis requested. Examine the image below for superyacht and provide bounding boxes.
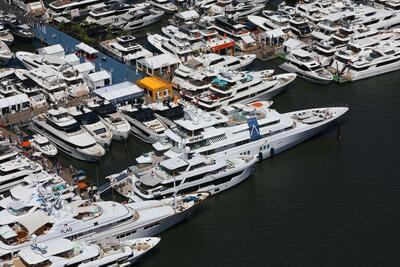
[30,108,106,162]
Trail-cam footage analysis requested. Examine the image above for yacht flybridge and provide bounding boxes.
[0,194,207,258]
[31,108,106,162]
[280,49,333,84]
[137,102,348,165]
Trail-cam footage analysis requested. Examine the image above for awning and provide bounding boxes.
[139,174,163,187]
[16,210,50,235]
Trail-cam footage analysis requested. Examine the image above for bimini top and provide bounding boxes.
[94,81,144,104]
[16,210,50,235]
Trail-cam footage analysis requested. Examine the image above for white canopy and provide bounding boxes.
[16,210,50,235]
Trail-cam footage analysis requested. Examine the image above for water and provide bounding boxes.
[8,13,400,266]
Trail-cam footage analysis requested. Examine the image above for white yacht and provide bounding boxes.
[119,103,168,144]
[248,14,291,33]
[120,153,256,201]
[68,106,113,148]
[100,35,153,66]
[112,4,164,31]
[212,17,250,39]
[140,102,349,166]
[31,108,106,162]
[29,134,58,157]
[59,65,90,98]
[0,25,14,46]
[329,43,400,81]
[0,154,43,193]
[0,194,207,258]
[0,40,12,65]
[148,0,177,13]
[194,70,297,110]
[13,69,48,108]
[87,99,131,141]
[15,51,66,71]
[85,1,135,26]
[48,0,104,17]
[0,68,14,79]
[9,237,160,266]
[280,49,333,84]
[147,33,199,62]
[224,1,264,20]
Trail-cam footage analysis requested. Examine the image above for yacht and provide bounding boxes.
[59,65,90,98]
[0,40,12,65]
[121,153,256,201]
[212,17,250,39]
[0,194,207,257]
[85,1,135,26]
[8,23,34,42]
[248,14,291,33]
[0,24,14,46]
[0,154,43,193]
[87,99,131,141]
[147,33,199,62]
[10,0,46,17]
[329,43,400,81]
[280,49,333,84]
[30,108,106,162]
[0,68,14,79]
[119,103,168,144]
[13,69,48,108]
[23,67,67,104]
[48,0,104,17]
[139,102,349,166]
[112,4,164,31]
[148,0,177,13]
[68,106,113,148]
[225,1,264,20]
[15,51,66,71]
[100,35,153,66]
[194,70,297,110]
[29,134,58,157]
[9,237,160,266]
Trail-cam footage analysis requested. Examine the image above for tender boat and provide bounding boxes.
[29,134,58,157]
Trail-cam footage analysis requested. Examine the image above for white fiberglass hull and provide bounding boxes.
[280,62,332,84]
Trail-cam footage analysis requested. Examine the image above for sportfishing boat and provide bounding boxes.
[112,3,164,31]
[8,23,34,42]
[9,237,160,266]
[100,35,153,66]
[68,106,113,148]
[87,99,131,141]
[31,108,106,162]
[29,134,58,157]
[0,40,12,65]
[0,154,43,193]
[119,103,168,144]
[121,153,256,201]
[0,24,14,46]
[0,194,207,257]
[194,70,297,110]
[148,0,177,13]
[140,102,349,165]
[22,67,67,104]
[329,43,400,81]
[147,33,199,62]
[280,49,333,84]
[0,68,14,79]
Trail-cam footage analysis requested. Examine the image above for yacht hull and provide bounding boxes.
[280,63,332,84]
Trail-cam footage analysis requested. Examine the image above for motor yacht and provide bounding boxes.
[0,194,207,257]
[0,41,12,65]
[31,108,106,162]
[139,102,349,166]
[8,237,160,266]
[85,0,135,26]
[0,24,14,46]
[29,134,58,157]
[48,0,103,17]
[224,1,264,20]
[112,3,164,31]
[68,106,113,148]
[13,69,48,108]
[148,0,177,13]
[15,51,66,71]
[87,99,131,141]
[100,35,153,66]
[248,14,291,33]
[280,49,333,84]
[194,70,297,110]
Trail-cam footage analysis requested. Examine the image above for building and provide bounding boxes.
[0,94,30,116]
[93,81,144,105]
[137,77,172,101]
[37,44,65,58]
[85,70,112,90]
[136,53,180,79]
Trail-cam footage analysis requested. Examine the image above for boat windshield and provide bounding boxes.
[75,111,100,124]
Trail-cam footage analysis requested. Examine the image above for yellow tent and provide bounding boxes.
[137,77,172,101]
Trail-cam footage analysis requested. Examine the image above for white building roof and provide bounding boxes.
[38,44,65,56]
[138,53,179,70]
[264,29,285,38]
[0,94,30,109]
[176,10,199,21]
[73,62,95,73]
[283,38,308,50]
[75,42,99,55]
[65,53,80,65]
[87,70,111,82]
[94,81,143,102]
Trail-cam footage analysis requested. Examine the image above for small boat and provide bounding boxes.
[30,134,58,157]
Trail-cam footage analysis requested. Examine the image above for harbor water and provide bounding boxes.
[6,8,400,266]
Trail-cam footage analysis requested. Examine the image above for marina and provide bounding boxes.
[0,0,399,265]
